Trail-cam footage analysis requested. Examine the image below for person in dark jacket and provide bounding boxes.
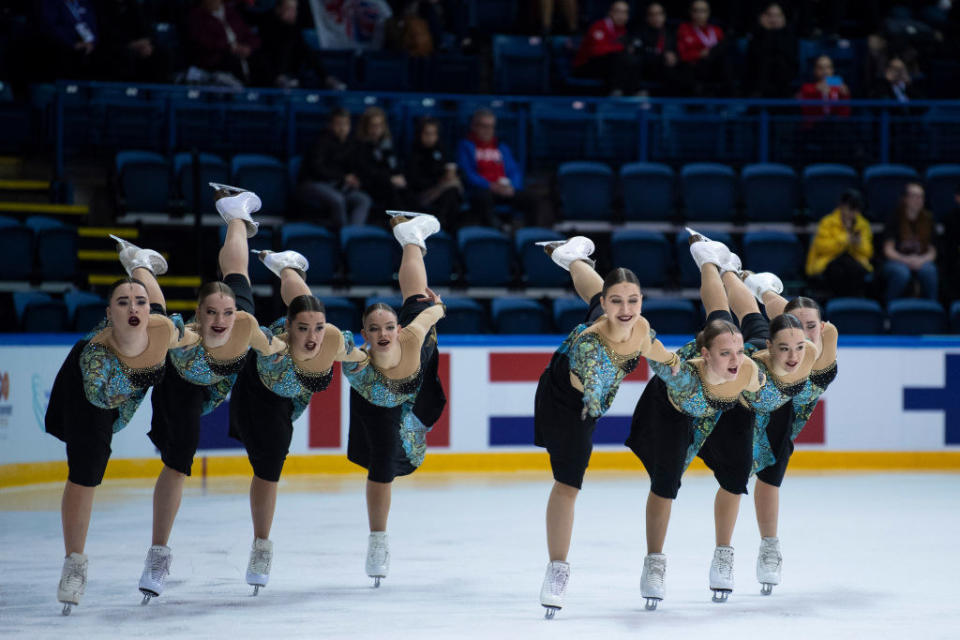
[405,117,463,230]
[186,0,261,84]
[298,108,372,226]
[354,106,411,215]
[35,0,99,79]
[744,2,798,98]
[93,0,170,82]
[634,2,678,95]
[254,0,329,88]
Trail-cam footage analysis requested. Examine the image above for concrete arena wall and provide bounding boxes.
[2,334,960,488]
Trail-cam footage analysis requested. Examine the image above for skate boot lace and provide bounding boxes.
[61,558,86,593]
[646,557,666,588]
[548,565,569,595]
[760,544,782,570]
[368,538,387,565]
[149,550,171,580]
[715,550,734,580]
[249,547,272,574]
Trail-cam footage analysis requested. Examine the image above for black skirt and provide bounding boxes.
[697,402,753,495]
[625,376,695,500]
[45,340,119,487]
[755,401,795,487]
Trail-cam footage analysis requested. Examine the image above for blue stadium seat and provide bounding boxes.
[425,230,456,287]
[493,35,549,94]
[14,291,68,332]
[0,216,34,280]
[621,162,675,222]
[424,53,483,94]
[318,49,358,86]
[951,301,960,333]
[288,156,302,193]
[641,298,699,336]
[492,298,550,334]
[219,226,275,285]
[458,226,513,286]
[281,223,338,285]
[442,296,488,333]
[99,88,166,151]
[230,154,288,217]
[320,296,358,331]
[553,297,590,333]
[595,102,642,163]
[863,164,920,221]
[802,164,859,219]
[557,161,613,221]
[888,299,946,335]
[825,297,885,335]
[742,231,804,281]
[924,164,960,221]
[530,102,595,166]
[64,290,107,332]
[469,0,518,32]
[549,35,604,94]
[675,229,735,287]
[175,152,229,214]
[515,227,566,287]
[24,216,76,281]
[115,150,169,212]
[741,163,798,222]
[680,163,737,221]
[360,52,410,91]
[342,226,397,286]
[610,230,671,288]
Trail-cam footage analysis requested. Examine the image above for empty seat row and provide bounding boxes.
[558,161,960,223]
[826,298,956,335]
[0,216,77,281]
[13,290,106,332]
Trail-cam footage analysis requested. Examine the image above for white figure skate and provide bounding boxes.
[246,537,273,596]
[757,536,782,595]
[536,236,595,271]
[366,532,390,588]
[58,552,88,615]
[539,560,570,619]
[640,553,666,610]
[138,545,171,604]
[710,545,735,603]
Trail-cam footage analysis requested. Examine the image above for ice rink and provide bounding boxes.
[2,470,959,639]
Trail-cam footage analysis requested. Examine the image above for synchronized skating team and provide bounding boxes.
[42,184,837,617]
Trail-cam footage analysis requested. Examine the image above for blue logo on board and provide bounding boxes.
[903,354,960,445]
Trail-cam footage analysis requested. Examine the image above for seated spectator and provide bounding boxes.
[675,0,737,96]
[457,109,538,229]
[869,57,923,104]
[882,182,938,301]
[805,189,873,298]
[384,2,434,58]
[354,107,410,216]
[940,184,960,300]
[35,0,99,80]
[744,2,798,98]
[298,108,372,227]
[634,2,679,95]
[797,54,851,117]
[406,117,464,230]
[255,0,334,88]
[572,1,643,96]
[186,0,261,86]
[93,0,170,82]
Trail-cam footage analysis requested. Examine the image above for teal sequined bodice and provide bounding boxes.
[556,323,641,419]
[254,318,337,420]
[342,331,422,409]
[169,339,248,386]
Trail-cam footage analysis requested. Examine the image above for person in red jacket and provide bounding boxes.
[797,54,851,118]
[675,0,736,96]
[572,1,642,95]
[187,0,261,84]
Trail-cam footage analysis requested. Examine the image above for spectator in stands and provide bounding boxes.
[457,108,538,229]
[354,106,410,215]
[744,2,798,98]
[634,2,679,95]
[384,2,434,58]
[869,56,923,104]
[940,184,960,300]
[35,0,99,80]
[540,0,579,35]
[406,117,464,230]
[572,1,643,96]
[186,0,262,86]
[676,0,737,96]
[298,108,372,226]
[256,0,334,88]
[93,0,170,82]
[882,182,938,301]
[805,189,874,297]
[797,54,851,117]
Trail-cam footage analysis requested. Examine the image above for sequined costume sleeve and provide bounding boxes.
[790,323,839,440]
[649,340,699,390]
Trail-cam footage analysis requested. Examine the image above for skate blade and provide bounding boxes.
[209,182,249,195]
[385,210,427,218]
[760,583,774,596]
[372,576,383,588]
[61,603,74,616]
[644,598,661,611]
[685,226,710,243]
[534,240,563,247]
[543,605,559,619]
[251,585,262,596]
[711,589,731,603]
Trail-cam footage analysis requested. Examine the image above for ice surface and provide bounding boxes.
[2,471,959,639]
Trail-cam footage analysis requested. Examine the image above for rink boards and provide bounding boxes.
[2,334,960,486]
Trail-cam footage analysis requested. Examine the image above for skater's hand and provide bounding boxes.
[344,173,360,188]
[417,287,443,307]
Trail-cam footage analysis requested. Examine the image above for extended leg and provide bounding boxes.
[398,244,428,301]
[279,268,312,306]
[700,264,729,316]
[219,219,249,280]
[570,260,603,304]
[722,271,760,324]
[132,267,166,311]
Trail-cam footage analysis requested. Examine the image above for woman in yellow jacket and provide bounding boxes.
[806,189,873,297]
